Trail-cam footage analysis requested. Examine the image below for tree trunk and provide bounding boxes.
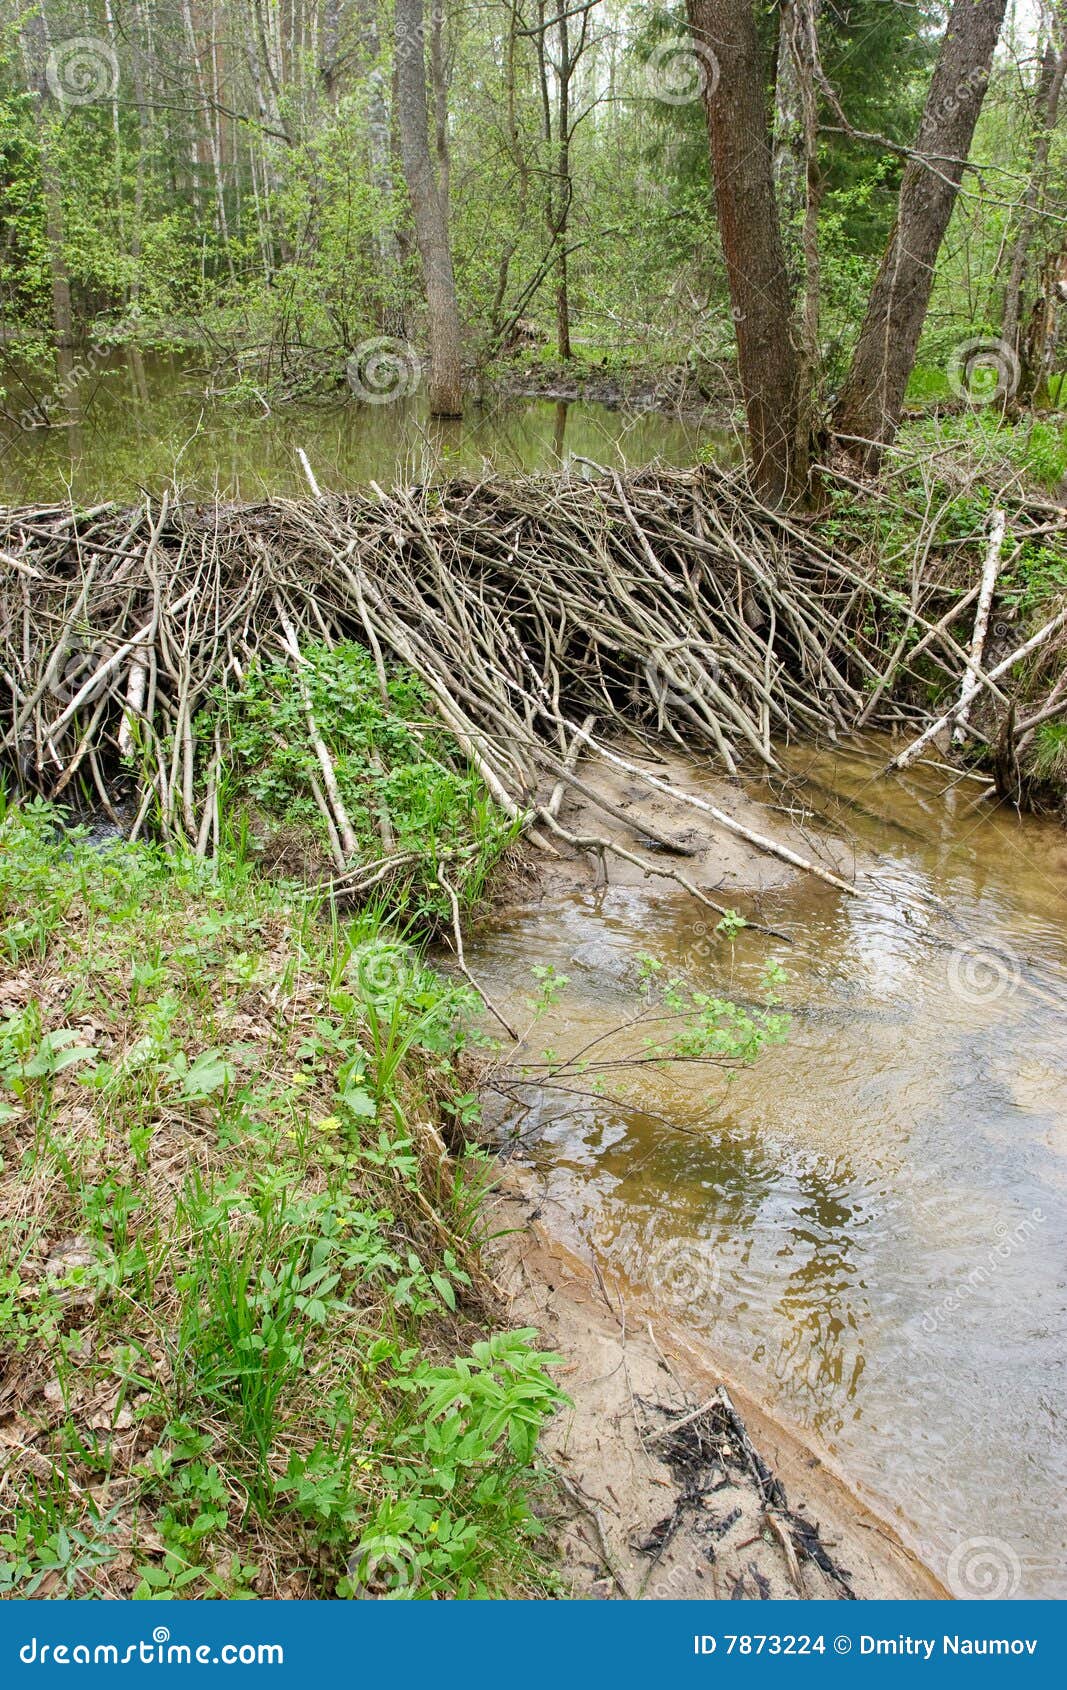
[774,0,822,479]
[834,0,1008,464]
[395,0,464,415]
[555,7,572,360]
[18,3,73,375]
[686,0,801,505]
[1001,14,1067,391]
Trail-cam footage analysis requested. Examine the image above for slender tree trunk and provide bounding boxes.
[182,0,235,279]
[429,2,451,213]
[19,3,73,376]
[773,2,805,294]
[774,0,822,478]
[1001,13,1067,385]
[686,0,800,504]
[555,8,572,359]
[834,0,1008,464]
[395,0,464,415]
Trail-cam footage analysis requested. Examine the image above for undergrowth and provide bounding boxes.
[0,799,563,1599]
[203,642,518,921]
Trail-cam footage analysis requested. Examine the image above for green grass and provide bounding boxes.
[0,800,564,1599]
[1027,721,1067,789]
[899,402,1067,494]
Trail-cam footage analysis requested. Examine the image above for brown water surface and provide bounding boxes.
[0,350,728,503]
[470,739,1067,1597]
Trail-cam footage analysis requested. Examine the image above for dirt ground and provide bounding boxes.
[528,740,866,904]
[492,1177,945,1602]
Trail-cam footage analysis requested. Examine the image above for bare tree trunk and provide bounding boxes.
[774,0,822,477]
[773,1,804,293]
[395,0,463,415]
[554,6,572,359]
[834,0,1008,464]
[1001,10,1067,389]
[686,0,800,505]
[18,3,73,376]
[429,1,451,213]
[182,0,235,279]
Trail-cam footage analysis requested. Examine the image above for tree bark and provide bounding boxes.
[1001,8,1067,395]
[395,0,464,415]
[834,0,1008,464]
[686,0,801,505]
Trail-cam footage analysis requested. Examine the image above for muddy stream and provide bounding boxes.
[469,738,1067,1598]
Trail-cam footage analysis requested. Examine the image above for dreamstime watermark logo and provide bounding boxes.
[908,1207,1045,1340]
[47,643,91,709]
[18,1627,284,1666]
[935,63,988,123]
[346,336,422,404]
[346,1534,419,1599]
[17,323,138,432]
[947,337,1020,407]
[648,1236,720,1309]
[945,1535,1022,1600]
[946,939,1022,1006]
[46,36,119,106]
[348,939,417,1001]
[645,639,722,725]
[644,37,719,106]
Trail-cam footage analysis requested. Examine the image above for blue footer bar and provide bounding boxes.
[1,1601,1064,1687]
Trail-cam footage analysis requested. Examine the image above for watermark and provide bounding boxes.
[344,1534,419,1598]
[346,336,422,404]
[18,1627,283,1666]
[945,1535,1022,1600]
[17,321,140,433]
[647,1235,721,1308]
[347,939,417,1001]
[909,1206,1045,1338]
[935,63,988,123]
[947,336,1020,407]
[645,640,722,727]
[946,938,1022,1006]
[645,37,719,107]
[46,36,119,107]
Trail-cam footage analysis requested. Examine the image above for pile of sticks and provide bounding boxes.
[0,463,1060,882]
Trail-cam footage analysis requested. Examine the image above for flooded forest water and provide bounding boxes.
[3,358,1065,1598]
[0,350,724,503]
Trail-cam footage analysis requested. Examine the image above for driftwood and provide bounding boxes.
[1,463,1062,893]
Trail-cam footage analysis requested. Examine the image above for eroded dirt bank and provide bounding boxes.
[491,1182,944,1601]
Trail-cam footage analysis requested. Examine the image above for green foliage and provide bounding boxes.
[0,800,561,1599]
[1028,721,1067,788]
[206,641,517,918]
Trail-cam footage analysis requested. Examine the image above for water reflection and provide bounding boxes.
[470,738,1067,1594]
[0,349,731,503]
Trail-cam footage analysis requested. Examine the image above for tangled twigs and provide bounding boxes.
[2,463,1048,896]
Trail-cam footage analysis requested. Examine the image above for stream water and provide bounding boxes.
[470,739,1067,1599]
[0,349,726,504]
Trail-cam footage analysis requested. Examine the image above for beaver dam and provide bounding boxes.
[1,462,1065,1600]
[3,463,1065,856]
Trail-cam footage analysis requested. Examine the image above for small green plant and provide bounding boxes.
[1028,721,1067,788]
[203,643,517,918]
